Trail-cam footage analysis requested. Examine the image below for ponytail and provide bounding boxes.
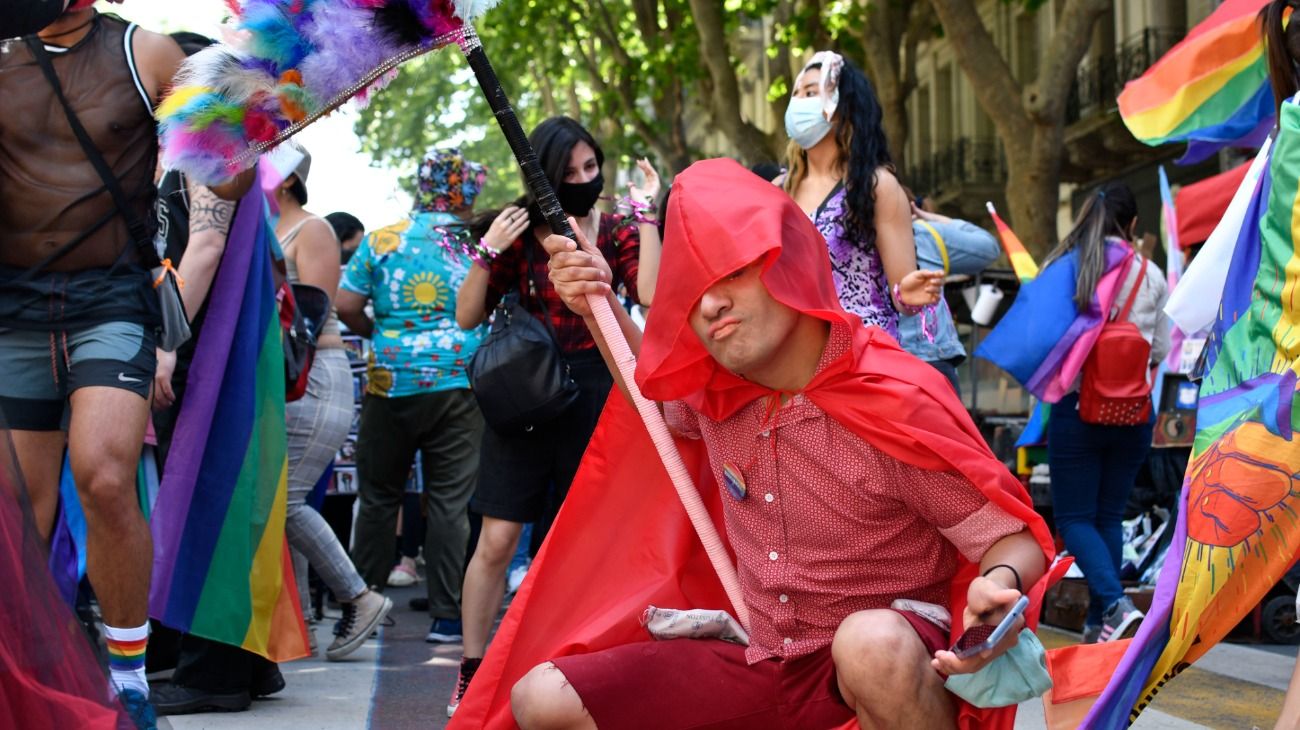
[1043,182,1137,311]
[1261,1,1300,116]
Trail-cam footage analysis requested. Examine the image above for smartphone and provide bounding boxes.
[950,595,1030,659]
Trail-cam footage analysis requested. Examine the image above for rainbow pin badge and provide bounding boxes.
[722,463,747,501]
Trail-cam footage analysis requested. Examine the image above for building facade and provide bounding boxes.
[903,0,1230,244]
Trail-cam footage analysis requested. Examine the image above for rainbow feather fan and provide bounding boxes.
[158,0,500,184]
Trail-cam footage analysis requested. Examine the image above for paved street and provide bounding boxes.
[160,583,1292,729]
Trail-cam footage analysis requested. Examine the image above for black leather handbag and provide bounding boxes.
[280,282,330,401]
[468,239,579,433]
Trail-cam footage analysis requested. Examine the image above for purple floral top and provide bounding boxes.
[813,186,897,338]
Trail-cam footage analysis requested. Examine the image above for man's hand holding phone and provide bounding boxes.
[930,575,1028,676]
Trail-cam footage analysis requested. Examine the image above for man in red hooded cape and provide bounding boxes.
[451,159,1057,729]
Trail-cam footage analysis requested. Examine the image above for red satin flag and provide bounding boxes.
[452,159,1057,729]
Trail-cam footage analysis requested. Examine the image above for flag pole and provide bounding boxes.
[457,29,751,631]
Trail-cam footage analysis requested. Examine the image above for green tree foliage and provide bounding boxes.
[355,0,813,201]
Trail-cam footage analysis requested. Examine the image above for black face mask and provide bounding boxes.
[5,0,68,37]
[556,173,604,217]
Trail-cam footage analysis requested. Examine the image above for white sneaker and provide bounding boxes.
[387,558,418,588]
[1099,596,1144,642]
[507,562,530,595]
[326,590,393,661]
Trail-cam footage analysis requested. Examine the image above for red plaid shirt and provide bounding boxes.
[484,213,641,354]
[665,324,1025,663]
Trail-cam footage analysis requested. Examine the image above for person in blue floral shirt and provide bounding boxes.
[336,148,489,644]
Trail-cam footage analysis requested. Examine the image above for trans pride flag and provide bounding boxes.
[1118,0,1273,164]
[148,177,309,662]
[1063,98,1300,727]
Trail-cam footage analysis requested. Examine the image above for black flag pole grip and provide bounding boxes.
[458,32,576,242]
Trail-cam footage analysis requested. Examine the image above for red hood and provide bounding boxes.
[636,158,852,407]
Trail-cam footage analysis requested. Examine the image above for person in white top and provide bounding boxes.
[1040,181,1168,646]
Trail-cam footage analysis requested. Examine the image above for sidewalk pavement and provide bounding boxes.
[165,584,1293,729]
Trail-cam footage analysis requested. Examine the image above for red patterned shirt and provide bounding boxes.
[484,213,641,354]
[665,324,1025,664]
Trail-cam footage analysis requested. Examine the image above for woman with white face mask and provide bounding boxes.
[782,52,943,339]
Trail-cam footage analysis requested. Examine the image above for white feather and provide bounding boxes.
[173,45,274,107]
[452,0,503,22]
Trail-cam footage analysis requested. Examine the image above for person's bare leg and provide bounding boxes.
[461,516,524,657]
[67,386,151,628]
[10,429,66,540]
[511,662,596,730]
[832,610,956,729]
[1275,648,1300,729]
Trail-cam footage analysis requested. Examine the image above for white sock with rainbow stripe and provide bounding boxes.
[104,622,149,697]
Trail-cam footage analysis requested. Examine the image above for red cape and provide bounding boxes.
[452,159,1057,729]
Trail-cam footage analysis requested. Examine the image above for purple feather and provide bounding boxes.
[299,2,396,104]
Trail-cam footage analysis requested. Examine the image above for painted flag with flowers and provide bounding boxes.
[1050,97,1300,728]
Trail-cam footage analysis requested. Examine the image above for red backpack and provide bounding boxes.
[1079,256,1153,426]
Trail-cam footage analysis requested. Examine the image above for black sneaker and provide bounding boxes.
[151,684,251,715]
[447,657,481,717]
[250,664,286,698]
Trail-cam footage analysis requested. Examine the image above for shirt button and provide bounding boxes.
[783,637,793,645]
[760,429,770,438]
[768,551,779,561]
[779,594,789,603]
[764,493,774,503]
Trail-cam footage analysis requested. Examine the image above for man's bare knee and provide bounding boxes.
[832,610,922,670]
[511,662,592,730]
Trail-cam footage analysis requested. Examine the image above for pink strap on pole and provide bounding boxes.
[585,293,752,632]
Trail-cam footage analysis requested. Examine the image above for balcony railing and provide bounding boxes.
[1067,27,1184,124]
[904,138,1005,197]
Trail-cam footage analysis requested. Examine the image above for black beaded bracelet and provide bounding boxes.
[983,563,1023,594]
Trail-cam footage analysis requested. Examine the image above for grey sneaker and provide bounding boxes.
[1099,596,1144,642]
[1082,624,1102,644]
[326,590,392,661]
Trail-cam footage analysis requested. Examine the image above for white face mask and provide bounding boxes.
[785,96,833,150]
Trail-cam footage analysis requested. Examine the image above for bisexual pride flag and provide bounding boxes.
[148,177,308,661]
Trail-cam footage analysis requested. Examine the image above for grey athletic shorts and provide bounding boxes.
[0,321,156,431]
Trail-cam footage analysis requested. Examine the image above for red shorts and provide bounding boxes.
[550,609,948,730]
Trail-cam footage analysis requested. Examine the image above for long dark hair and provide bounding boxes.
[470,115,604,239]
[1043,181,1138,311]
[783,57,892,250]
[1261,1,1300,117]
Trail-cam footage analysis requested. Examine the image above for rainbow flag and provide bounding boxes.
[1056,97,1300,729]
[985,202,1038,282]
[148,176,308,662]
[1118,0,1273,158]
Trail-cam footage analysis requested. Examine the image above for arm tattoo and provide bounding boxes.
[188,183,235,237]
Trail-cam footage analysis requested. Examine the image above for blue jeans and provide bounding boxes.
[1048,393,1153,625]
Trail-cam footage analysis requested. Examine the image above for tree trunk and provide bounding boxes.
[859,0,931,173]
[1004,127,1065,258]
[877,86,910,172]
[929,0,1108,257]
[530,67,560,118]
[688,0,780,162]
